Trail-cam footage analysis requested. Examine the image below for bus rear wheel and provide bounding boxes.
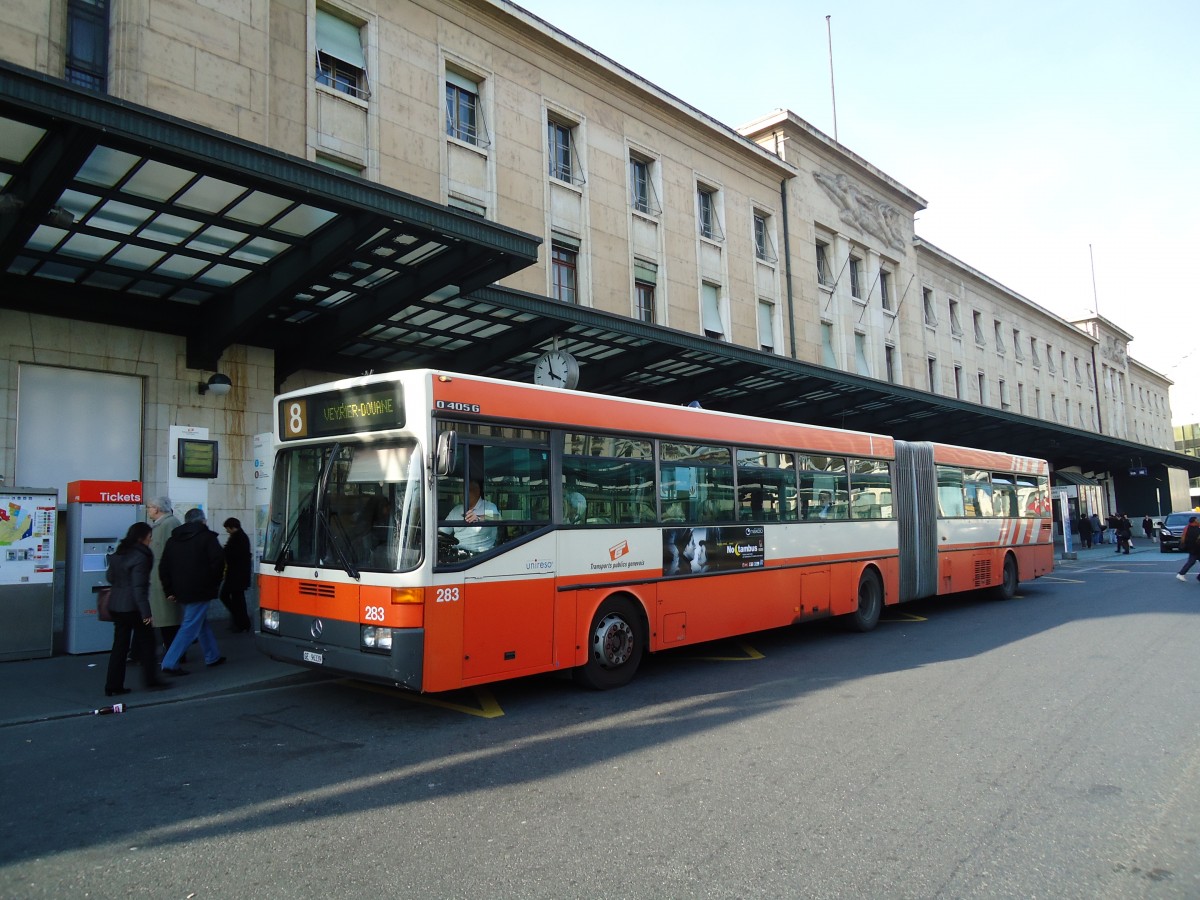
[992,554,1018,600]
[575,597,645,690]
[847,569,883,633]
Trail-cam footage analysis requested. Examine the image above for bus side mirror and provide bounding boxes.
[434,431,457,477]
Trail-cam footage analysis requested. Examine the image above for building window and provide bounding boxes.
[1060,351,1068,379]
[854,332,870,376]
[697,186,723,241]
[758,300,776,353]
[816,241,832,285]
[927,357,938,392]
[1017,383,1025,413]
[948,299,963,336]
[922,288,937,326]
[1074,357,1082,384]
[66,0,110,91]
[1035,388,1042,417]
[994,320,1005,354]
[701,282,724,340]
[551,239,578,304]
[446,69,488,146]
[821,321,836,368]
[999,378,1010,409]
[972,311,985,345]
[316,9,369,100]
[1013,329,1023,360]
[634,258,657,324]
[754,213,777,262]
[885,344,897,382]
[635,281,655,324]
[953,365,963,399]
[978,372,987,403]
[547,117,582,184]
[630,154,660,216]
[849,256,862,299]
[1046,344,1056,374]
[880,270,892,311]
[1030,338,1041,367]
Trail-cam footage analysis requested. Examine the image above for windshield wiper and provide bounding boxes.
[320,507,360,580]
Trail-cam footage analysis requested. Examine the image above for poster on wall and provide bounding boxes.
[662,525,765,576]
[253,432,274,562]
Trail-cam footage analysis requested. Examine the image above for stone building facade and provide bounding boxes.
[0,0,1176,525]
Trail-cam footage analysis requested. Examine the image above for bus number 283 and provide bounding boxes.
[436,587,461,603]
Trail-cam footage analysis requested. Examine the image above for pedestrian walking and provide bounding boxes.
[1077,513,1093,549]
[146,496,183,660]
[1114,513,1132,555]
[158,508,226,675]
[104,522,172,697]
[220,517,253,633]
[1176,516,1200,582]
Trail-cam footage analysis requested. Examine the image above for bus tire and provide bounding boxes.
[992,554,1018,601]
[575,597,645,690]
[847,569,883,633]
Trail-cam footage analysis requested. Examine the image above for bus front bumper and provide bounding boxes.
[254,628,424,692]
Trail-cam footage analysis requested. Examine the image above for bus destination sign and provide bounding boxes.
[280,387,405,441]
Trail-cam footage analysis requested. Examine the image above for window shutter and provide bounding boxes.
[634,259,657,285]
[445,69,478,92]
[316,11,365,69]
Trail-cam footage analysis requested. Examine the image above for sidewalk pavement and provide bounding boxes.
[0,625,310,728]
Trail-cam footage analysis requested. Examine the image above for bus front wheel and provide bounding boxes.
[847,569,883,633]
[575,598,645,690]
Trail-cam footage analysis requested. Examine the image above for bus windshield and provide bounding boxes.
[264,439,424,573]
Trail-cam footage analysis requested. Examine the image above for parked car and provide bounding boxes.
[1158,512,1197,553]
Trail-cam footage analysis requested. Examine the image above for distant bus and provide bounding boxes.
[255,369,1054,692]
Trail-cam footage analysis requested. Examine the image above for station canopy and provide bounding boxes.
[1,62,1196,480]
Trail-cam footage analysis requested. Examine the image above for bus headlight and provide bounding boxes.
[261,609,280,633]
[361,625,393,653]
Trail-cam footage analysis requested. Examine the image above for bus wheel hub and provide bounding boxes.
[592,614,633,668]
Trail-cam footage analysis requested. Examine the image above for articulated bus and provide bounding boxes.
[256,369,1054,692]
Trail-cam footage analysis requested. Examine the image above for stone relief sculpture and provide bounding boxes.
[812,171,908,253]
[1102,335,1127,367]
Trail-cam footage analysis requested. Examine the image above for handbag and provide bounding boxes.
[96,586,113,622]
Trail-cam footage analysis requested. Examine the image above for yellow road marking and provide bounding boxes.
[338,680,504,718]
[679,640,765,661]
[881,612,927,622]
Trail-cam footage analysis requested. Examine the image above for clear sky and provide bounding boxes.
[513,0,1200,424]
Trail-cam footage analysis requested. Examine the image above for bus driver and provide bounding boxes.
[440,478,499,553]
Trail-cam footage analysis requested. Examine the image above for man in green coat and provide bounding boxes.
[146,496,182,658]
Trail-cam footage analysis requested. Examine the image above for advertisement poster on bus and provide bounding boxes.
[663,525,764,576]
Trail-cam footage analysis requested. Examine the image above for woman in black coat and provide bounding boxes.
[104,522,172,696]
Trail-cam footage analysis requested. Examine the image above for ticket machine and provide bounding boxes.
[65,480,143,654]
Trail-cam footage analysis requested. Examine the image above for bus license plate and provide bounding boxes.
[303,651,323,665]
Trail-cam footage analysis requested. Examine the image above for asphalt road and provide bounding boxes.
[3,550,1199,899]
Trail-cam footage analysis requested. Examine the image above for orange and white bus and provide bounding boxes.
[256,369,1054,691]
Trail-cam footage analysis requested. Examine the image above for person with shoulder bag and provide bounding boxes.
[1176,516,1200,582]
[104,522,173,697]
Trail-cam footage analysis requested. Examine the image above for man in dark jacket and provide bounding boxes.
[159,508,226,675]
[220,516,254,633]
